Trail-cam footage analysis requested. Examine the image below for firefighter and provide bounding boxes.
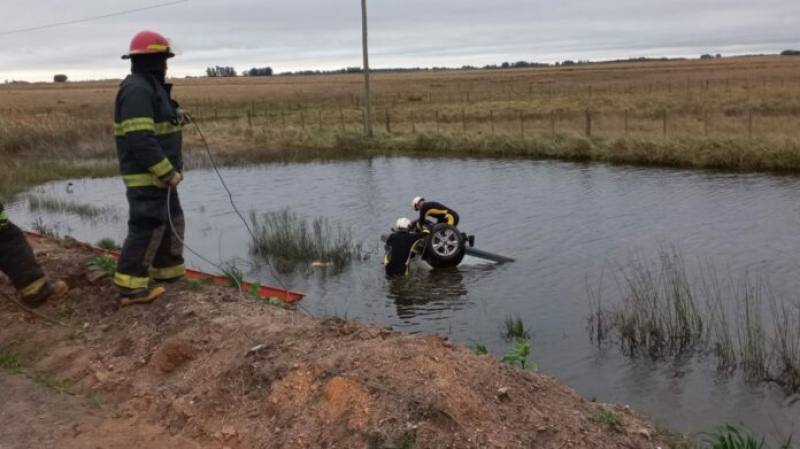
[0,203,68,307]
[411,196,460,227]
[113,30,186,306]
[383,217,427,276]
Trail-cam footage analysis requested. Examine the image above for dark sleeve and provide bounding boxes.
[117,83,175,181]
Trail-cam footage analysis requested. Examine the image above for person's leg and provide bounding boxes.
[114,187,168,304]
[0,221,68,307]
[151,188,185,282]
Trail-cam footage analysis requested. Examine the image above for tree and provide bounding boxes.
[205,66,237,77]
[245,67,273,77]
[781,50,800,56]
[53,74,68,83]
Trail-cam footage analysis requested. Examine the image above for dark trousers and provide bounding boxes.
[114,186,185,292]
[0,220,46,296]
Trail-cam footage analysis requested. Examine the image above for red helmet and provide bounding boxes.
[122,30,175,59]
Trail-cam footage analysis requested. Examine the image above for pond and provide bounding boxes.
[10,156,800,441]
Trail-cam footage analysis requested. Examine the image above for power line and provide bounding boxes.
[0,0,190,36]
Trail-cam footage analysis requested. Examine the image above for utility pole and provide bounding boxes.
[361,0,373,136]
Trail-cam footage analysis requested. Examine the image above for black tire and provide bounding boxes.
[423,223,465,268]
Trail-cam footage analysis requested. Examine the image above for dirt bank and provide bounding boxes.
[0,236,675,449]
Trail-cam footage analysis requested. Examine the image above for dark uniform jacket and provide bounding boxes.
[384,231,426,276]
[114,72,183,188]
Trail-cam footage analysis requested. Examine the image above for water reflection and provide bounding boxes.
[387,267,468,320]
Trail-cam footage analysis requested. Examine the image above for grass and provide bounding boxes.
[588,408,622,433]
[33,370,72,394]
[87,254,117,275]
[502,338,537,371]
[588,246,800,392]
[250,208,363,272]
[0,347,24,373]
[4,56,800,201]
[96,238,119,251]
[221,262,245,288]
[698,425,796,449]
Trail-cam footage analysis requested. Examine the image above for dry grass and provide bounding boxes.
[3,55,800,198]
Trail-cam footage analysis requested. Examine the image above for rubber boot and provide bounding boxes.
[21,280,69,308]
[118,285,166,307]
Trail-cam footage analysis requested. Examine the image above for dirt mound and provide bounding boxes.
[0,236,672,449]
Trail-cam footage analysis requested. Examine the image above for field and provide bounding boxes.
[3,55,800,197]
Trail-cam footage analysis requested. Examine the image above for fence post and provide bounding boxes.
[585,109,592,138]
[385,109,391,133]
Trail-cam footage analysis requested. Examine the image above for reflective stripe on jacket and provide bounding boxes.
[114,72,183,188]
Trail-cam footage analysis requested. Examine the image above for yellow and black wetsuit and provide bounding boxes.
[418,201,459,226]
[383,231,427,276]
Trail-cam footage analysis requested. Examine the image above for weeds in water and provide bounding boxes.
[588,408,622,433]
[588,246,800,393]
[250,208,363,272]
[701,425,766,449]
[87,254,116,275]
[473,342,489,355]
[503,315,530,340]
[27,194,118,220]
[31,217,61,238]
[96,238,119,251]
[0,348,23,373]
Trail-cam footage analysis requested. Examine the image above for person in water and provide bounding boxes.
[383,217,427,276]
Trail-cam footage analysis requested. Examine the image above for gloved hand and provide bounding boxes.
[168,171,182,187]
[178,109,193,125]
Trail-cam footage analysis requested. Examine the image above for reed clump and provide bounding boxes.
[249,208,363,272]
[589,247,800,392]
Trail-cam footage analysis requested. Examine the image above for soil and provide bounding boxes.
[0,236,677,449]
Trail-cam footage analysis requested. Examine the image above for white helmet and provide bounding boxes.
[411,196,424,209]
[396,217,412,230]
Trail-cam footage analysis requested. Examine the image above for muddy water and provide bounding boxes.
[11,157,800,440]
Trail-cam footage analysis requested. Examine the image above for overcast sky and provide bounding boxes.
[1,0,798,82]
